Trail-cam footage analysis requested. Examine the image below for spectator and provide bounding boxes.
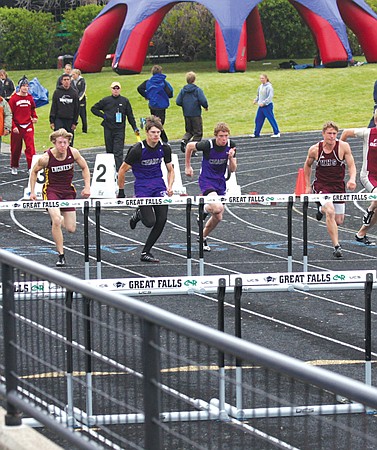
[117,116,174,263]
[91,81,139,171]
[29,128,90,268]
[137,65,173,142]
[0,69,15,101]
[8,78,38,174]
[176,71,208,153]
[251,73,280,138]
[56,63,72,88]
[71,68,87,133]
[49,74,79,145]
[0,94,12,152]
[185,122,237,252]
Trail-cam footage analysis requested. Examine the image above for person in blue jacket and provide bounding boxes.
[137,65,173,142]
[176,71,208,153]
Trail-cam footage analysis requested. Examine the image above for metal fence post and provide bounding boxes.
[142,320,161,450]
[2,263,22,425]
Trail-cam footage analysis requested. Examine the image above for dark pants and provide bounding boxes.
[368,104,377,128]
[183,116,203,143]
[139,205,168,254]
[54,118,75,146]
[79,99,87,133]
[104,127,125,171]
[150,108,168,142]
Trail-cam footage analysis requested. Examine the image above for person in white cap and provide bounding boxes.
[91,81,139,171]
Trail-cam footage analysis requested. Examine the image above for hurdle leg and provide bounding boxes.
[287,196,294,272]
[234,278,243,413]
[303,196,309,272]
[186,199,192,276]
[95,202,102,279]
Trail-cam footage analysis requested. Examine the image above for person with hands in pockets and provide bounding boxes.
[117,115,174,263]
[185,122,237,252]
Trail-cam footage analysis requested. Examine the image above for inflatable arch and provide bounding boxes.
[74,0,377,74]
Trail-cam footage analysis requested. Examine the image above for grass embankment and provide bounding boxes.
[3,59,377,152]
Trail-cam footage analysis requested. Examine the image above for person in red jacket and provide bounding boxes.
[8,77,38,174]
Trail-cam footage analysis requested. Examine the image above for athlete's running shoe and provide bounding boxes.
[197,236,211,252]
[316,203,323,221]
[130,209,141,230]
[140,252,159,263]
[56,254,66,267]
[333,245,343,258]
[355,234,375,246]
[363,209,374,226]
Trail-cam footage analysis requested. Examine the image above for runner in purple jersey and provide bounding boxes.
[304,121,356,258]
[341,110,377,246]
[185,122,237,252]
[29,128,90,267]
[118,116,174,263]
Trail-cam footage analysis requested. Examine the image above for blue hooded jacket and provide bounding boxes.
[145,73,173,109]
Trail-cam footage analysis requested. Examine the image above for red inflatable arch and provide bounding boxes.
[74,0,377,74]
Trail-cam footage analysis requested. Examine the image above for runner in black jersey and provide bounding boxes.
[304,121,356,258]
[30,128,90,267]
[118,116,174,263]
[185,122,237,252]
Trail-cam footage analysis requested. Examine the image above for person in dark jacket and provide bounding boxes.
[91,81,139,171]
[71,69,87,133]
[0,69,15,101]
[176,71,208,153]
[137,65,173,142]
[49,74,79,145]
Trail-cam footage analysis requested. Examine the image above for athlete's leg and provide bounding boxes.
[61,210,77,233]
[141,205,168,254]
[48,207,65,254]
[322,202,340,247]
[203,192,224,239]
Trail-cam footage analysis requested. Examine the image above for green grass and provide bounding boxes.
[3,59,377,152]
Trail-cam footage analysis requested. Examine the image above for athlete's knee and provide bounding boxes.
[142,217,156,228]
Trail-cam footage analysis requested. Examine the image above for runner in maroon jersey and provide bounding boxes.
[304,121,356,258]
[341,111,377,246]
[29,129,90,267]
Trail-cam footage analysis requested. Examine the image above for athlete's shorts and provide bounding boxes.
[45,187,76,212]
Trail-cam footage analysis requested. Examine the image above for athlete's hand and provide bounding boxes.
[118,188,125,198]
[346,179,356,191]
[185,166,193,177]
[81,187,90,198]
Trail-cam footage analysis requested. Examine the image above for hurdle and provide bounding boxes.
[300,193,377,271]
[210,269,377,420]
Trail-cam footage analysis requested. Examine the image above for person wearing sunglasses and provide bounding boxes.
[91,81,139,171]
